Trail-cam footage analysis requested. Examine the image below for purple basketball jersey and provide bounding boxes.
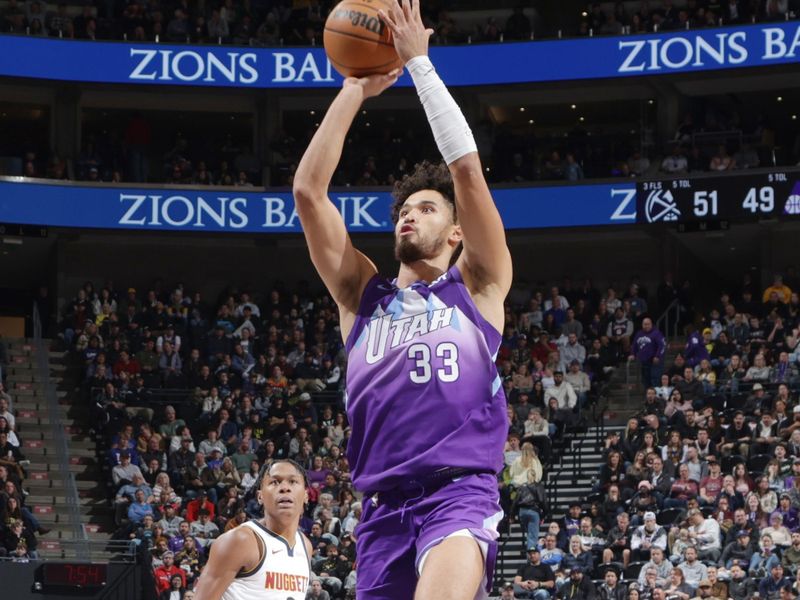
[344,265,507,493]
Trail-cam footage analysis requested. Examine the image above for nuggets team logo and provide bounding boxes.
[644,189,681,223]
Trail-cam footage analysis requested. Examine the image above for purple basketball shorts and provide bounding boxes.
[354,473,503,599]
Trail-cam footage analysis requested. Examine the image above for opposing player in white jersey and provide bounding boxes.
[194,460,312,600]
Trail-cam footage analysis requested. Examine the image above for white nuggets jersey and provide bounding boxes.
[221,520,310,600]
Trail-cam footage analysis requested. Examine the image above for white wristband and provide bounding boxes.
[406,55,477,165]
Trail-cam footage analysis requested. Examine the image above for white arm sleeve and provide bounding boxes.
[406,55,477,165]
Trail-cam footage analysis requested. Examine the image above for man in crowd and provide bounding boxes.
[513,547,555,600]
[629,318,666,387]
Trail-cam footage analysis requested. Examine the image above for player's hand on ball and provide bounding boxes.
[378,0,434,64]
[343,68,401,99]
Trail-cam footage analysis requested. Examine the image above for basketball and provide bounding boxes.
[324,0,403,78]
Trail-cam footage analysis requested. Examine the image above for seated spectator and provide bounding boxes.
[686,508,722,562]
[555,566,594,599]
[727,562,756,600]
[539,533,564,571]
[678,546,708,588]
[661,145,689,174]
[630,511,668,562]
[188,509,219,548]
[664,463,699,509]
[602,510,631,567]
[763,513,793,549]
[637,546,672,588]
[719,529,755,570]
[0,519,38,559]
[185,490,216,523]
[154,550,186,595]
[112,450,143,487]
[561,534,594,575]
[783,531,800,574]
[758,563,792,598]
[513,547,555,600]
[545,371,577,426]
[751,534,781,577]
[127,488,155,524]
[307,579,331,600]
[709,145,736,171]
[185,454,219,504]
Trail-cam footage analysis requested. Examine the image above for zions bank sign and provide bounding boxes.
[0,179,639,232]
[1,22,800,87]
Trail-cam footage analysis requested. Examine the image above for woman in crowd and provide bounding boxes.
[750,476,779,514]
[513,362,534,394]
[733,462,755,495]
[239,459,259,494]
[765,459,785,493]
[638,430,660,456]
[625,451,649,490]
[662,429,685,471]
[762,512,792,548]
[561,534,594,574]
[745,491,769,528]
[621,417,643,463]
[509,442,543,488]
[152,472,181,508]
[599,451,625,493]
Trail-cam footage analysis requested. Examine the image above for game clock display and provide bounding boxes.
[39,563,107,589]
[636,170,800,225]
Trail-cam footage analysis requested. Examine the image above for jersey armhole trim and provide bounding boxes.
[344,272,384,354]
[235,525,266,579]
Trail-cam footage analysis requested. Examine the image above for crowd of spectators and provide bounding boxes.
[12,96,796,188]
[1,1,797,46]
[0,0,535,45]
[508,270,800,599]
[0,362,52,560]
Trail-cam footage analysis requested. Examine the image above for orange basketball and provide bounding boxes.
[324,0,403,78]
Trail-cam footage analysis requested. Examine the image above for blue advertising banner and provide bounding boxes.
[0,179,638,233]
[0,21,799,88]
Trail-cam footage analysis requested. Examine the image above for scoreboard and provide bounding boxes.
[636,170,800,225]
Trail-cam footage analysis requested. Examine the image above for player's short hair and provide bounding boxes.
[254,458,308,492]
[390,160,456,224]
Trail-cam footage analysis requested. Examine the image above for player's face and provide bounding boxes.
[259,462,308,519]
[394,191,460,264]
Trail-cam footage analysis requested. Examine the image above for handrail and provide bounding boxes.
[656,298,682,341]
[33,302,89,558]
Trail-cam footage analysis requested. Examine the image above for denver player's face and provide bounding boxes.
[394,190,459,264]
[260,463,308,518]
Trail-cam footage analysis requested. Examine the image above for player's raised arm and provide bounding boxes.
[293,72,399,335]
[192,526,258,600]
[380,0,513,305]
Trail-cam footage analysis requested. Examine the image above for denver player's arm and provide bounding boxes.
[193,527,259,600]
[293,72,399,341]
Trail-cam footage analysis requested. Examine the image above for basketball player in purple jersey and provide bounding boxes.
[293,1,512,597]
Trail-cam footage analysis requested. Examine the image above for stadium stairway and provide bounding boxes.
[494,337,682,588]
[494,422,626,587]
[5,337,113,559]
